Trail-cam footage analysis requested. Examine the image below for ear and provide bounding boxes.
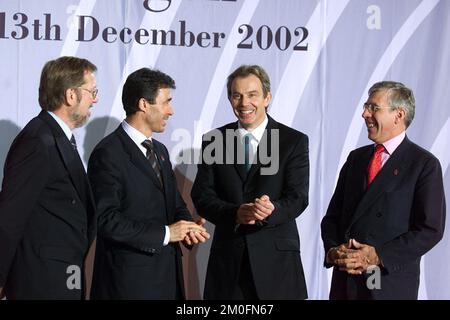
[138,98,147,113]
[395,107,406,125]
[264,92,272,108]
[65,88,77,106]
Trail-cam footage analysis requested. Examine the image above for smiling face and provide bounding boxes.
[229,74,272,130]
[145,87,174,134]
[362,89,406,144]
[69,71,98,128]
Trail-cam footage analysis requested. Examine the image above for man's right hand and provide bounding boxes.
[168,220,207,243]
[236,203,256,225]
[327,240,354,265]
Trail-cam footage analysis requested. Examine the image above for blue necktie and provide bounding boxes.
[244,134,252,172]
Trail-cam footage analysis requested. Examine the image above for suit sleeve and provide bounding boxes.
[0,137,50,286]
[191,139,239,228]
[88,147,165,253]
[376,156,446,273]
[320,154,352,268]
[265,133,309,226]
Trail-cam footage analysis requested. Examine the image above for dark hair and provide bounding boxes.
[227,65,271,99]
[38,56,97,111]
[369,81,415,128]
[122,68,176,116]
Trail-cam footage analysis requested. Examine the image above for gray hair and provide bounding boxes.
[368,81,415,128]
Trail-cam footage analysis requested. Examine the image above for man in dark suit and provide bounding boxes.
[88,68,209,299]
[321,81,446,300]
[0,56,98,299]
[191,65,309,300]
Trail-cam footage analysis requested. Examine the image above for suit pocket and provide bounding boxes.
[275,238,300,252]
[39,245,79,264]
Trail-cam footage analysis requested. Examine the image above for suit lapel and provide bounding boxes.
[116,126,163,191]
[38,111,92,211]
[223,123,247,182]
[349,138,412,227]
[152,139,170,191]
[152,140,173,221]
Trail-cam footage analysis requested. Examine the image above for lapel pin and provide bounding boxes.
[393,168,399,176]
[160,155,165,161]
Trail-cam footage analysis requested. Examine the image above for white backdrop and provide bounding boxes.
[0,0,449,299]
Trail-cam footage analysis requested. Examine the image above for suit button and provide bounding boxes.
[376,212,382,217]
[71,199,76,205]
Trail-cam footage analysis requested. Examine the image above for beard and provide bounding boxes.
[69,108,90,128]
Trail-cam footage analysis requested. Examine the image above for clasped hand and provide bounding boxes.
[236,195,274,225]
[328,239,380,275]
[169,219,210,245]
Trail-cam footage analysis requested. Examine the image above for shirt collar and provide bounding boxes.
[121,120,152,147]
[378,131,406,155]
[47,111,72,140]
[237,114,268,143]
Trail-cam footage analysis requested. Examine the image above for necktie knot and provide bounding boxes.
[374,144,385,154]
[70,135,77,150]
[141,139,154,151]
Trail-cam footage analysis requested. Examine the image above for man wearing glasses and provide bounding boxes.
[0,56,98,299]
[321,81,446,299]
[87,68,209,299]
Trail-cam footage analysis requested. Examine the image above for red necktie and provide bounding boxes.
[367,144,385,186]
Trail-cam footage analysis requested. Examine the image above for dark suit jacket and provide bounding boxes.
[87,125,192,299]
[191,115,309,300]
[321,136,446,300]
[0,111,96,299]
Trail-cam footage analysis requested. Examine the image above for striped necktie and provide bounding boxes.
[142,139,163,186]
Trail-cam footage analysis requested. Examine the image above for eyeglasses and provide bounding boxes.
[78,87,98,99]
[362,103,392,113]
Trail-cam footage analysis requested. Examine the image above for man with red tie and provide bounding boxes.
[321,81,446,299]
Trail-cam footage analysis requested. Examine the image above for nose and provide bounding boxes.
[241,95,251,106]
[167,103,174,116]
[362,108,370,119]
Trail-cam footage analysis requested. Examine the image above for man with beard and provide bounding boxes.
[0,56,98,299]
[321,81,446,299]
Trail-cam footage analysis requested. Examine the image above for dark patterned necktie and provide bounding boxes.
[70,134,77,151]
[367,144,386,186]
[142,139,163,186]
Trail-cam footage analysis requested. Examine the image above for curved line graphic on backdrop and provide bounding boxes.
[104,0,182,135]
[335,0,441,300]
[268,0,349,299]
[182,0,260,183]
[191,0,260,149]
[419,117,450,299]
[431,118,450,173]
[60,0,97,56]
[270,0,349,125]
[336,0,441,180]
